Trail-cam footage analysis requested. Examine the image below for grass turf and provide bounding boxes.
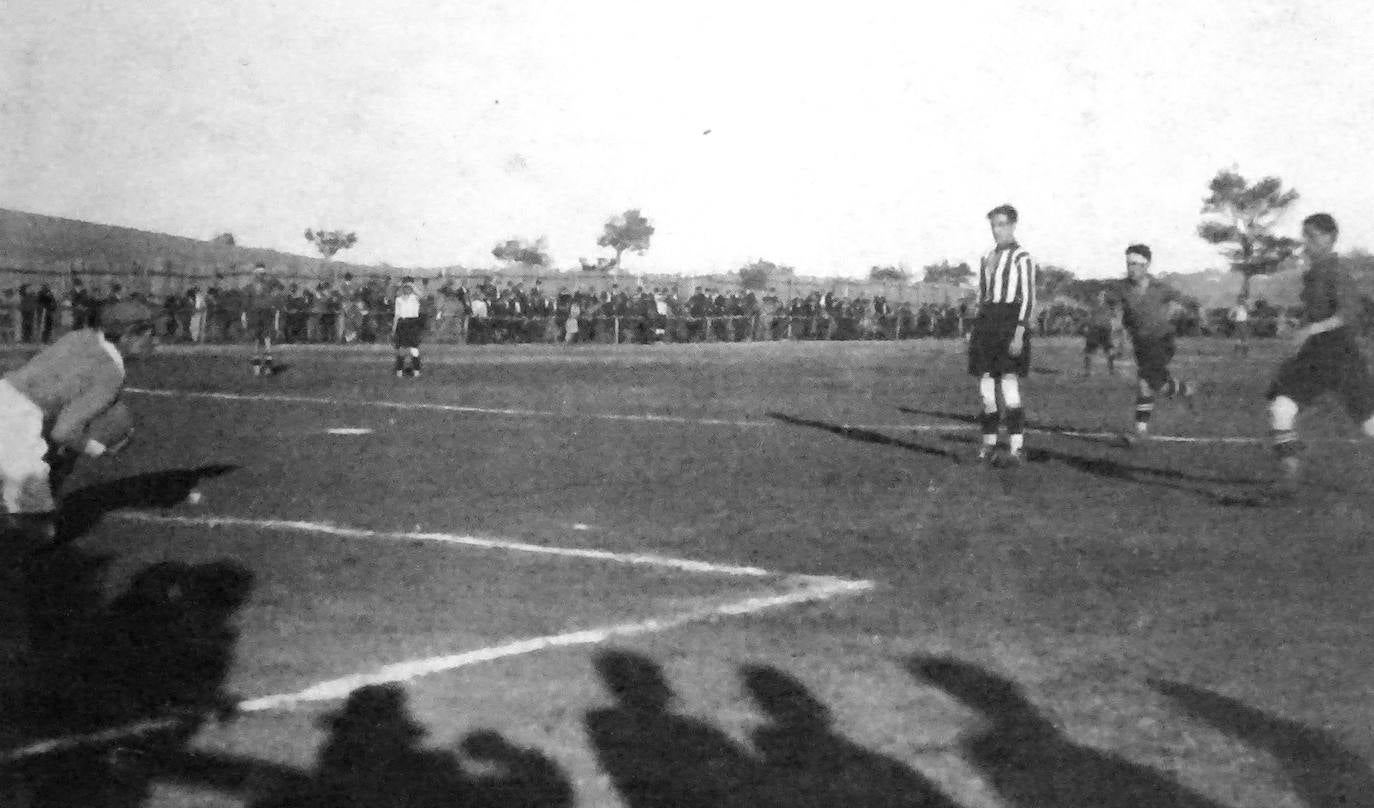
[3,335,1372,807]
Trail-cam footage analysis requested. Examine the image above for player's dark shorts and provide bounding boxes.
[1084,325,1113,354]
[967,304,1030,377]
[394,317,424,349]
[1268,328,1374,420]
[248,309,276,341]
[1132,333,1176,390]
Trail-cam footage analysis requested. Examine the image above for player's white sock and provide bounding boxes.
[1362,414,1374,440]
[1270,395,1298,433]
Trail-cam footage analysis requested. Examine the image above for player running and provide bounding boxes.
[1117,244,1196,446]
[1265,213,1374,497]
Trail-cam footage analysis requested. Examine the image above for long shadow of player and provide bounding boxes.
[766,412,961,461]
[1151,679,1374,808]
[741,664,960,808]
[252,683,573,808]
[895,406,1123,449]
[8,557,253,807]
[908,655,1228,808]
[50,464,240,544]
[585,649,762,808]
[935,433,1266,507]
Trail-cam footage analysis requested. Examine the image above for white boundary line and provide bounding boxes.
[125,386,1366,445]
[0,513,874,763]
[110,513,776,577]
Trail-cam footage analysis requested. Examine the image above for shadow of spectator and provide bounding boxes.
[908,655,1228,808]
[253,683,574,808]
[1151,679,1374,808]
[585,648,761,808]
[741,664,960,807]
[253,683,469,808]
[7,557,253,807]
[52,464,240,544]
[767,412,961,462]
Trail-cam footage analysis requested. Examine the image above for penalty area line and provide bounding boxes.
[0,574,874,762]
[109,512,777,578]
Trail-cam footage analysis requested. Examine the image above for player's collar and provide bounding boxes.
[993,241,1019,252]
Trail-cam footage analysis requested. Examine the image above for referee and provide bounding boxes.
[392,277,424,378]
[968,204,1036,466]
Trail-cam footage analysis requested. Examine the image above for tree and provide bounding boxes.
[922,260,974,286]
[738,259,791,291]
[492,237,550,268]
[868,265,910,283]
[304,228,358,282]
[596,209,654,271]
[212,232,236,246]
[304,228,358,260]
[1197,168,1301,300]
[1037,264,1077,301]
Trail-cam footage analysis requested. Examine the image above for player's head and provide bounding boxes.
[1301,213,1339,258]
[1125,244,1152,282]
[102,316,155,359]
[986,204,1018,247]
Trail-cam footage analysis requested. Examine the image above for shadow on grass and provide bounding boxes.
[766,412,961,462]
[896,406,1123,449]
[908,655,1229,808]
[934,432,1268,507]
[53,465,240,544]
[586,648,960,808]
[1151,679,1374,808]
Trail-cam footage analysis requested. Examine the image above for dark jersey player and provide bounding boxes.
[1117,244,1195,445]
[246,264,283,375]
[1266,213,1374,496]
[1082,289,1120,377]
[968,204,1036,466]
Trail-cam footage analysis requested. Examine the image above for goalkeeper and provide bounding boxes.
[1,308,152,546]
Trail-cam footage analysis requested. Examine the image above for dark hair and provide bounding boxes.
[1125,244,1152,262]
[986,204,1018,223]
[1303,213,1339,235]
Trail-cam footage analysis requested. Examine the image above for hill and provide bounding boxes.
[0,208,378,289]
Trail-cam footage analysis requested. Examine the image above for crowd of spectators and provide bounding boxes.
[8,271,1348,347]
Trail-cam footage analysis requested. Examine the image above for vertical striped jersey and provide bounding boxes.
[979,243,1036,325]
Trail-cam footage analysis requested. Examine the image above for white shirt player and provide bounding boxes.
[394,292,421,319]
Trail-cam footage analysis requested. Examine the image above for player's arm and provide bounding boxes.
[1010,253,1035,352]
[1300,268,1360,340]
[49,386,121,457]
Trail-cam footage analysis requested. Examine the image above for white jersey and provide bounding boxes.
[394,293,421,319]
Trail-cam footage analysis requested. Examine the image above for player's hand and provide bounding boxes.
[1008,326,1025,357]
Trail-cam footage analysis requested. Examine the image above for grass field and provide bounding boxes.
[3,336,1373,807]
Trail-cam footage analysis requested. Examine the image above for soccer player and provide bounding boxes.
[1082,289,1120,377]
[246,264,281,375]
[392,277,424,378]
[1117,244,1196,445]
[969,204,1036,466]
[0,314,150,536]
[1266,213,1374,496]
[1228,295,1251,356]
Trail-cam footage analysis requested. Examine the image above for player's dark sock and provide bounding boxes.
[979,410,999,442]
[412,355,421,371]
[394,356,405,372]
[1005,407,1025,456]
[1271,429,1302,459]
[1135,394,1154,432]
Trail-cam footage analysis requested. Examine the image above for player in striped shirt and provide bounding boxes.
[968,204,1036,466]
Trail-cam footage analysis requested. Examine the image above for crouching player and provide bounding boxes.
[392,277,425,378]
[1266,213,1374,497]
[1,317,148,674]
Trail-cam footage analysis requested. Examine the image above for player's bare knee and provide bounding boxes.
[1270,395,1299,431]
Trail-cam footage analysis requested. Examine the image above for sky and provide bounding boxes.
[4,0,1373,280]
